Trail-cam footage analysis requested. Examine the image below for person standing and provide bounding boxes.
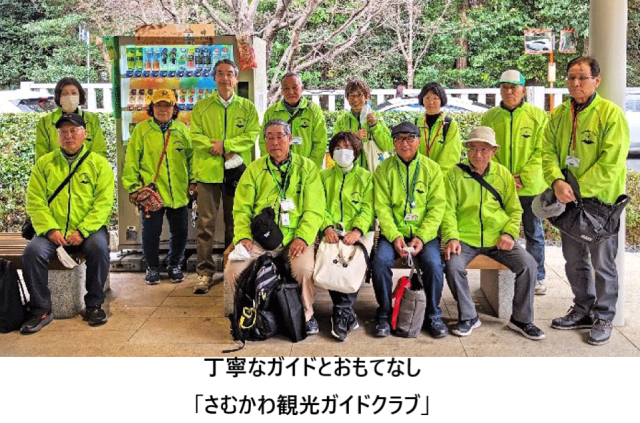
[542,57,630,345]
[482,70,549,295]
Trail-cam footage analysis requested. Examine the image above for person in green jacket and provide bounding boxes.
[259,72,328,169]
[442,126,545,341]
[332,79,393,172]
[35,77,107,161]
[224,119,325,335]
[21,112,114,334]
[542,57,630,346]
[416,82,462,174]
[482,70,549,295]
[122,89,193,285]
[372,121,447,338]
[319,131,374,341]
[190,59,260,294]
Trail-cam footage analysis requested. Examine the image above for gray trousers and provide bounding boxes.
[560,232,619,321]
[444,242,537,323]
[196,182,234,276]
[22,227,110,315]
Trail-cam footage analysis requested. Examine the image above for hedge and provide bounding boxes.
[1,112,639,246]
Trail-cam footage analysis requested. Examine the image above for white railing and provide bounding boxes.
[19,81,113,113]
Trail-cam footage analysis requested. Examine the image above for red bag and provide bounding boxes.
[135,129,171,217]
[391,276,411,330]
[237,34,257,71]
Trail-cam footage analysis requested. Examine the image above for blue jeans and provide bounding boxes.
[520,196,546,281]
[142,206,188,268]
[372,236,444,322]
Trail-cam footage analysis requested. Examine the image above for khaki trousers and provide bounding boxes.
[196,182,234,276]
[224,242,316,321]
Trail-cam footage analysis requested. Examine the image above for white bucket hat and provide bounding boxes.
[464,126,500,149]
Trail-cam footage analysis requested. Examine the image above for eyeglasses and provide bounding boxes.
[394,135,417,143]
[265,134,289,142]
[57,127,83,136]
[347,92,365,99]
[467,146,494,154]
[565,75,595,83]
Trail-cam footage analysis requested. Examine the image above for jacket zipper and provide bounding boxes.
[162,128,175,205]
[339,171,346,224]
[64,162,72,237]
[479,184,484,247]
[404,161,412,239]
[509,110,514,173]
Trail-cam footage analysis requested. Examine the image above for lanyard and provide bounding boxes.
[267,159,292,202]
[396,156,420,207]
[422,114,444,157]
[569,102,579,155]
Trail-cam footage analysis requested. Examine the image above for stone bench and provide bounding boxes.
[0,233,110,319]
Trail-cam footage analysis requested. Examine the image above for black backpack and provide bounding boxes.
[0,259,28,333]
[224,254,282,352]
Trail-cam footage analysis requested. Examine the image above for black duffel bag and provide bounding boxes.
[549,169,629,245]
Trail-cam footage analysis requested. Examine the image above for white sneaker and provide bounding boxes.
[193,275,213,294]
[535,280,547,295]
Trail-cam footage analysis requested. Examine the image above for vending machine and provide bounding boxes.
[104,25,267,270]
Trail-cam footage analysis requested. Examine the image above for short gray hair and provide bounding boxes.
[214,59,239,76]
[263,119,291,137]
[281,72,302,85]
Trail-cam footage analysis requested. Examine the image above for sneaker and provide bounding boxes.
[145,267,160,285]
[551,307,593,330]
[507,317,546,340]
[20,312,53,334]
[83,305,108,327]
[168,265,184,283]
[374,317,390,337]
[535,280,547,295]
[451,316,481,337]
[346,312,360,331]
[331,310,349,341]
[193,275,213,294]
[306,316,319,336]
[426,318,449,339]
[588,319,613,346]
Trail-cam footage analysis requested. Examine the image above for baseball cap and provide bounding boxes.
[55,113,86,128]
[391,121,421,138]
[464,126,500,149]
[151,89,176,105]
[500,70,525,86]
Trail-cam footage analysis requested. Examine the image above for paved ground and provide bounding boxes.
[1,245,639,357]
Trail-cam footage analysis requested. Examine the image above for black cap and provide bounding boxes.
[391,121,420,138]
[55,113,86,129]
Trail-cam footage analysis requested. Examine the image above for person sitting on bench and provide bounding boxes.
[442,126,545,340]
[21,112,114,334]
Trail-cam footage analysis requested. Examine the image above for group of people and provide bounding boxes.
[19,56,629,348]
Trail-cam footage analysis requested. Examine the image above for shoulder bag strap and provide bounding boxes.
[151,129,172,186]
[47,149,92,205]
[287,108,304,125]
[456,163,505,209]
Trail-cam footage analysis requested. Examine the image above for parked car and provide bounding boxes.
[525,39,552,52]
[0,89,56,113]
[374,97,490,114]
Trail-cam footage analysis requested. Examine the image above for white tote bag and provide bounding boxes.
[362,140,391,174]
[313,232,374,294]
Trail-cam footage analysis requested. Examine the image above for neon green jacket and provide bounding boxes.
[482,102,548,197]
[35,108,107,161]
[319,165,374,234]
[27,145,114,239]
[259,98,327,168]
[442,160,522,248]
[542,94,629,204]
[233,153,325,247]
[332,110,393,171]
[190,93,260,183]
[373,153,446,243]
[121,119,193,209]
[417,114,462,174]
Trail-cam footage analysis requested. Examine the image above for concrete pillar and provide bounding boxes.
[590,0,627,326]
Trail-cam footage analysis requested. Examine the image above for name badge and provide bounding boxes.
[291,136,303,145]
[280,198,295,212]
[404,213,419,221]
[281,213,290,226]
[566,155,580,167]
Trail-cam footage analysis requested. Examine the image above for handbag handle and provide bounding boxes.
[337,234,373,284]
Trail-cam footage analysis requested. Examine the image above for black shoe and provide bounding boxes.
[145,267,160,285]
[551,307,593,330]
[451,316,481,337]
[167,265,184,283]
[306,316,319,336]
[507,317,546,340]
[427,318,449,339]
[20,312,53,334]
[375,317,390,337]
[588,319,613,346]
[331,310,349,341]
[346,312,360,331]
[83,305,108,326]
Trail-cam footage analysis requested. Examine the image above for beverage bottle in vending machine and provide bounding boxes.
[160,47,169,76]
[198,89,205,101]
[178,89,187,111]
[152,47,161,76]
[168,48,177,77]
[203,46,212,77]
[187,89,196,110]
[126,47,135,75]
[144,48,153,77]
[128,89,137,110]
[137,89,146,109]
[187,47,195,74]
[212,46,221,65]
[177,47,187,76]
[221,46,230,60]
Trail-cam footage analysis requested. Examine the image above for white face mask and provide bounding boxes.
[333,148,355,168]
[60,94,80,113]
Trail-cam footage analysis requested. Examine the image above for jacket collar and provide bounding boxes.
[274,97,309,113]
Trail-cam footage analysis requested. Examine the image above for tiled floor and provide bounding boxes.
[1,246,639,357]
